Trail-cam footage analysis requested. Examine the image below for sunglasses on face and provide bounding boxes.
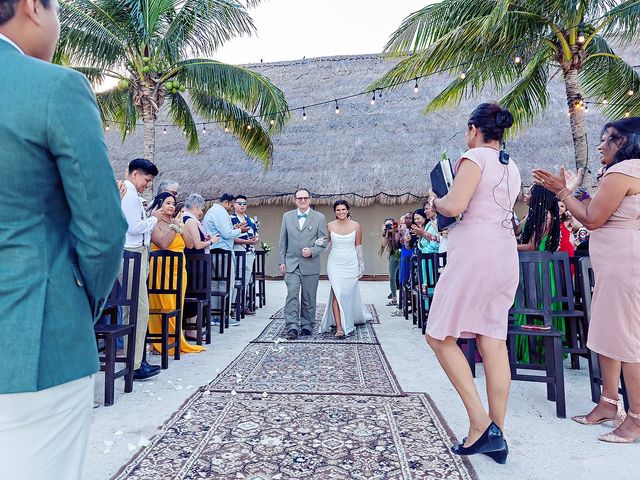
[236,202,247,206]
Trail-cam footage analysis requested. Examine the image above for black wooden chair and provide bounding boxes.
[147,251,183,369]
[420,252,447,335]
[507,251,566,418]
[254,250,267,308]
[233,251,248,323]
[94,251,141,406]
[210,248,232,334]
[245,252,257,312]
[409,254,421,326]
[183,253,212,345]
[577,256,629,409]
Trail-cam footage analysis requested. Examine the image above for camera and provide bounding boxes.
[385,223,392,230]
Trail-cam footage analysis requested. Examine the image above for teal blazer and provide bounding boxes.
[0,40,128,394]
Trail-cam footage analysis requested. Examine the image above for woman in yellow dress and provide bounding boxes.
[148,192,205,354]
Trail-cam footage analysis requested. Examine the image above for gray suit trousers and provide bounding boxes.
[284,267,320,331]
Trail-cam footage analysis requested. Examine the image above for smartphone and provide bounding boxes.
[392,221,398,230]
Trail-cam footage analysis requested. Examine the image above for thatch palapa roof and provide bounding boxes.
[106,50,639,207]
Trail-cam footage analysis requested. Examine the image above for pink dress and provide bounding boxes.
[587,159,640,363]
[425,147,521,340]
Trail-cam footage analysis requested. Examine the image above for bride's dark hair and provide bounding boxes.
[333,199,351,219]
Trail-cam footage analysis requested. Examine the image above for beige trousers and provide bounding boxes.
[122,245,150,369]
[0,376,94,479]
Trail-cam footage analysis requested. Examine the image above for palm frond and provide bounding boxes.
[601,0,640,45]
[160,0,256,59]
[69,66,107,87]
[168,93,199,151]
[175,60,289,133]
[96,87,139,139]
[581,35,640,119]
[189,90,274,166]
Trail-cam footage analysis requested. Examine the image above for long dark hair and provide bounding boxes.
[147,192,176,214]
[521,184,560,252]
[468,103,514,143]
[412,208,427,227]
[333,199,351,219]
[601,117,640,170]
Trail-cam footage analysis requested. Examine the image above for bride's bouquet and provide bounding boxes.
[314,237,328,248]
[261,241,272,255]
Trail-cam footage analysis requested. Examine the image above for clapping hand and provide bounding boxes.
[564,167,585,193]
[411,225,426,238]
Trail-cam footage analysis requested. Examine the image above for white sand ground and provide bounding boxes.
[85,280,639,480]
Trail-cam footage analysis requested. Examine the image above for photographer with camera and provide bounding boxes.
[379,217,401,306]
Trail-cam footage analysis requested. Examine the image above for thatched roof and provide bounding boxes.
[106,49,640,206]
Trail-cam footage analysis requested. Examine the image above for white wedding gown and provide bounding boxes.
[319,231,367,335]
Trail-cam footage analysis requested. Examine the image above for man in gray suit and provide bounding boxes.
[278,189,328,339]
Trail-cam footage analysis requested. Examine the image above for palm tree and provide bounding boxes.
[372,0,640,177]
[56,0,289,166]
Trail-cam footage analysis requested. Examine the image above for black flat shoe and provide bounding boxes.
[451,422,507,463]
[300,328,312,336]
[286,329,298,340]
[134,360,161,380]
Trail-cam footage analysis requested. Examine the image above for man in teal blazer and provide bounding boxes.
[0,1,127,478]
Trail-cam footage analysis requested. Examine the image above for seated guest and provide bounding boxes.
[517,184,560,252]
[148,192,205,354]
[534,117,640,443]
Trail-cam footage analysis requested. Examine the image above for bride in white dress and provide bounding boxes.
[319,200,366,337]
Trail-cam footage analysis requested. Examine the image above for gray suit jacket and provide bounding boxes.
[278,209,328,275]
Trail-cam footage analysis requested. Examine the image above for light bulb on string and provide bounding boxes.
[246,124,252,130]
[459,72,466,80]
[577,23,586,44]
[302,107,307,121]
[202,125,206,134]
[270,118,275,125]
[126,128,130,134]
[514,54,522,64]
[105,124,110,132]
[334,99,340,115]
[603,99,609,105]
[413,78,419,94]
[625,112,631,118]
[163,126,167,134]
[224,123,229,132]
[584,105,589,113]
[370,91,376,105]
[628,88,635,96]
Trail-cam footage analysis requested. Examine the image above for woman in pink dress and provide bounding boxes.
[427,103,521,464]
[534,117,640,444]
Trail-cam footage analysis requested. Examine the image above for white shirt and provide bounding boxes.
[297,209,310,229]
[121,180,157,248]
[0,33,24,54]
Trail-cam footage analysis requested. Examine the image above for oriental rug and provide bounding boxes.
[269,303,381,324]
[252,317,379,344]
[112,391,477,480]
[207,342,402,396]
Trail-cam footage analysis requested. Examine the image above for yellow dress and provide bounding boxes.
[149,233,205,354]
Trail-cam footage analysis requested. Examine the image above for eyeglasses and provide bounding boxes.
[295,196,310,201]
[169,190,178,196]
[236,202,247,206]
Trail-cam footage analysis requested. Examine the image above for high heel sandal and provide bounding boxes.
[571,395,627,428]
[451,422,508,464]
[598,411,640,444]
[335,329,345,338]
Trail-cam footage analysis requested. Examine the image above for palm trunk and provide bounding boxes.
[141,86,158,200]
[563,68,588,183]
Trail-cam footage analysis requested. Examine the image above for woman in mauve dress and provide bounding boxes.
[534,117,640,444]
[427,103,521,464]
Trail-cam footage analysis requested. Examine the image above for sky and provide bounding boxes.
[215,0,434,65]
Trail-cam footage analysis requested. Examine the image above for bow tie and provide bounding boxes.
[297,213,308,219]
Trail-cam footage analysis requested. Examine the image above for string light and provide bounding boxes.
[413,78,419,93]
[224,123,229,132]
[163,126,166,134]
[370,91,376,105]
[270,118,275,125]
[603,99,609,104]
[246,124,252,130]
[334,99,340,115]
[628,88,635,96]
[125,128,129,134]
[459,72,466,80]
[577,23,586,44]
[105,124,110,132]
[202,125,206,133]
[302,107,307,120]
[625,112,631,117]
[514,54,522,64]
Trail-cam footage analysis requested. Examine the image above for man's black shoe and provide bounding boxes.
[286,329,298,340]
[300,328,313,337]
[387,293,393,299]
[134,360,161,380]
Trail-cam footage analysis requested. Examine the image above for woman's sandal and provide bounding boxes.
[571,395,626,428]
[386,300,397,306]
[335,329,345,338]
[598,411,640,444]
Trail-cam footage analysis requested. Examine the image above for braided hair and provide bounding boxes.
[521,184,560,252]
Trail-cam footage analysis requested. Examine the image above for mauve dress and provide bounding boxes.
[587,159,640,363]
[425,147,521,340]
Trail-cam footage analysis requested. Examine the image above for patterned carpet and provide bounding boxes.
[253,317,379,344]
[112,303,477,480]
[270,303,381,324]
[208,343,402,395]
[113,391,476,480]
